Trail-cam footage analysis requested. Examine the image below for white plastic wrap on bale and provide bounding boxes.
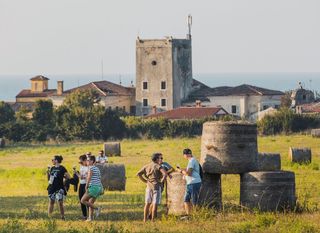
[311,129,320,138]
[104,142,121,157]
[288,147,312,164]
[96,164,126,191]
[257,153,281,171]
[0,138,5,148]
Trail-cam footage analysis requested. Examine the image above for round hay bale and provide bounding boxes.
[0,138,5,148]
[96,164,126,191]
[311,129,320,137]
[200,121,258,174]
[288,147,311,164]
[240,171,296,211]
[104,142,121,157]
[257,153,281,171]
[198,173,222,210]
[166,172,186,215]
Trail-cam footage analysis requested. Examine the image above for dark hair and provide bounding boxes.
[99,150,104,154]
[79,154,87,161]
[54,155,63,163]
[151,153,162,162]
[89,155,96,163]
[183,148,192,155]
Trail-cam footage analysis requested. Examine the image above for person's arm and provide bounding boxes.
[137,168,148,184]
[64,172,71,180]
[85,168,93,190]
[160,168,168,183]
[178,168,193,176]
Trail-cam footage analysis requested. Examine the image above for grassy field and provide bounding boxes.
[0,135,320,233]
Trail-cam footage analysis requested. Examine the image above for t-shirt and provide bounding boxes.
[48,165,67,193]
[185,157,202,185]
[97,155,108,164]
[137,162,163,190]
[89,166,102,187]
[79,165,89,184]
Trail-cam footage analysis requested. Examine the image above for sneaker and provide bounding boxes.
[86,218,92,222]
[95,207,102,218]
[180,216,190,221]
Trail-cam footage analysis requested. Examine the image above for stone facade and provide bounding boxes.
[135,37,192,116]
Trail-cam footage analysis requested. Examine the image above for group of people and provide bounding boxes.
[137,148,202,222]
[46,148,201,222]
[47,150,107,221]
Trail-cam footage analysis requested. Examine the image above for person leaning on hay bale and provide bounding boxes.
[176,148,202,218]
[137,153,170,222]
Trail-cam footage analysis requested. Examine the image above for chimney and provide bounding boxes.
[152,105,157,114]
[57,81,64,95]
[195,100,201,108]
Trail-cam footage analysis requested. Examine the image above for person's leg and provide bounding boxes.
[79,184,87,218]
[143,203,151,222]
[58,200,65,219]
[184,202,192,215]
[184,185,192,215]
[151,188,161,221]
[191,183,201,208]
[48,199,55,217]
[151,204,158,221]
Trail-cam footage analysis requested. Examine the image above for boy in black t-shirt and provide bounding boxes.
[47,155,71,220]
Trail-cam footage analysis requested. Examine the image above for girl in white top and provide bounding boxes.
[76,155,89,220]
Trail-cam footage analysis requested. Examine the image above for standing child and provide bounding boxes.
[76,154,89,220]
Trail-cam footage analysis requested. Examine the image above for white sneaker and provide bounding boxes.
[95,207,102,218]
[86,218,92,222]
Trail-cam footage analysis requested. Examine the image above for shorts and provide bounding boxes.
[184,182,201,205]
[145,187,161,205]
[48,189,66,202]
[88,185,103,198]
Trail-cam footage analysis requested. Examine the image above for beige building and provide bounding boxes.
[50,80,136,114]
[184,84,284,121]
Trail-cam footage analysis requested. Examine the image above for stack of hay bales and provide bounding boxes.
[96,164,126,191]
[166,172,186,215]
[311,129,320,137]
[199,121,296,212]
[0,138,4,148]
[288,147,311,164]
[104,142,121,157]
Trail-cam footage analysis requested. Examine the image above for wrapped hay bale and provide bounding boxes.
[257,153,281,171]
[201,121,258,174]
[311,129,320,137]
[240,171,296,211]
[96,164,126,191]
[0,138,4,148]
[104,142,121,157]
[166,172,186,215]
[198,173,222,210]
[288,147,311,164]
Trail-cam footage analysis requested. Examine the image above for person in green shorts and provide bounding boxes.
[81,155,103,221]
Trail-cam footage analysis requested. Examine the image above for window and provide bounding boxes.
[303,95,306,100]
[161,99,166,107]
[231,105,237,114]
[122,106,126,111]
[151,60,157,66]
[275,105,280,109]
[115,106,119,111]
[143,82,148,90]
[143,99,148,107]
[161,81,166,90]
[263,105,269,110]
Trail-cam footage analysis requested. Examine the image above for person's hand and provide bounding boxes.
[168,174,172,179]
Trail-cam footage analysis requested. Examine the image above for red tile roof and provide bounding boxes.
[297,102,320,113]
[146,107,228,120]
[16,89,57,98]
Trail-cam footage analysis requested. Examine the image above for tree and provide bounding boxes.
[100,109,126,140]
[0,101,15,125]
[33,100,54,125]
[281,91,292,108]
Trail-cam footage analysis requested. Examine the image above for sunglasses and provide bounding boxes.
[159,157,163,160]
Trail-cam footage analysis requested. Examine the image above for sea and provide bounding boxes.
[0,72,320,101]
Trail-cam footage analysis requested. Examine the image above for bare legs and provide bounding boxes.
[48,200,65,219]
[81,193,97,220]
[184,202,192,215]
[144,203,158,222]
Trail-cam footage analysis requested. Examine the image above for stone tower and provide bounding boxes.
[135,18,193,116]
[30,75,49,93]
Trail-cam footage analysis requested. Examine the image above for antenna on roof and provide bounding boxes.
[101,59,104,80]
[187,14,192,40]
[119,74,122,86]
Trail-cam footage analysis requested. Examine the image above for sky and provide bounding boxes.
[0,0,319,76]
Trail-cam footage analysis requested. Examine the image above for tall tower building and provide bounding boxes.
[135,16,193,116]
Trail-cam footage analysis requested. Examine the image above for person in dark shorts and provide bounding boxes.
[80,155,103,222]
[137,153,169,222]
[76,154,89,220]
[176,148,202,216]
[47,155,71,220]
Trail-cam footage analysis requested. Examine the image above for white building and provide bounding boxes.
[184,84,284,121]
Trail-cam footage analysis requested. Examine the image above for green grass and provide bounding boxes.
[0,135,320,232]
